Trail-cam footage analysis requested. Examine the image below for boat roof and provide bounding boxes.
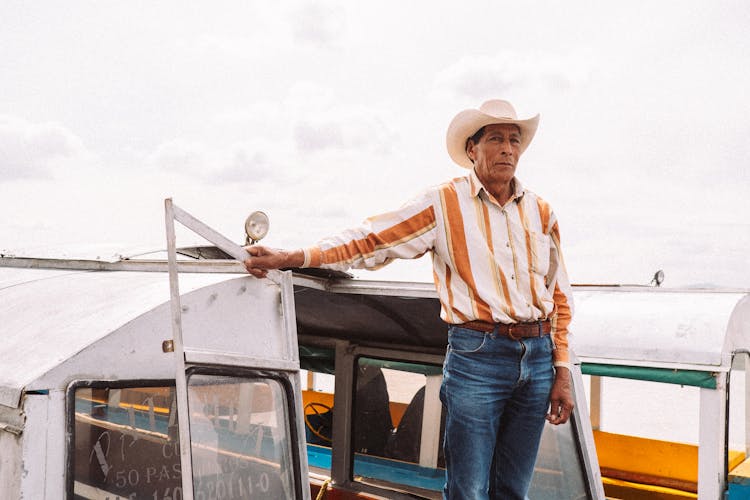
[0,265,236,408]
[1,255,749,409]
[570,287,750,370]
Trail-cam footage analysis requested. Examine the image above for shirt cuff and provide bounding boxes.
[302,246,322,268]
[552,347,569,365]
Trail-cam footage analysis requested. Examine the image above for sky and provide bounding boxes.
[1,1,748,288]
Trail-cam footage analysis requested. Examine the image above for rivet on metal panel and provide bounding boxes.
[162,340,175,353]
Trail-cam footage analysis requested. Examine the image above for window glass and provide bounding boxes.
[352,357,446,493]
[529,418,589,499]
[348,358,593,498]
[72,378,297,500]
[72,385,182,499]
[187,375,296,499]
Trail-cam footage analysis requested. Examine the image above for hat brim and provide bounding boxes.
[446,110,539,168]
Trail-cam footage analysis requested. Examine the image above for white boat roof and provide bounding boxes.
[0,266,236,408]
[570,287,750,371]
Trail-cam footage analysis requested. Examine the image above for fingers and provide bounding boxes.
[244,245,264,277]
[243,245,277,278]
[244,260,269,277]
[546,400,574,425]
[244,245,269,257]
[245,267,268,279]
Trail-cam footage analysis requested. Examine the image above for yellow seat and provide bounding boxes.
[594,430,745,499]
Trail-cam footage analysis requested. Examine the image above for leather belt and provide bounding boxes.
[458,319,551,339]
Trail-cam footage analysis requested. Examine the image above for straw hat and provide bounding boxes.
[446,99,539,168]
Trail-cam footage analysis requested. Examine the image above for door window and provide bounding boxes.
[186,374,298,499]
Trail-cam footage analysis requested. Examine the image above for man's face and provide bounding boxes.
[467,123,522,186]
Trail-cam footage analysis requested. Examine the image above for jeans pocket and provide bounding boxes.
[448,327,488,353]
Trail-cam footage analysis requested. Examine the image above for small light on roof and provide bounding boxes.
[245,211,269,245]
[651,269,665,287]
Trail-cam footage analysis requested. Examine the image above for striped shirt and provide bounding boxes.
[302,170,574,364]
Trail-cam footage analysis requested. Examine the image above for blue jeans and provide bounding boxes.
[440,326,554,500]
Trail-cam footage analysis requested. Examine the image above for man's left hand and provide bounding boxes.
[546,366,574,425]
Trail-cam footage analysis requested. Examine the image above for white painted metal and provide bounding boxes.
[19,394,49,499]
[0,255,247,273]
[589,375,602,431]
[0,268,232,408]
[418,374,442,467]
[574,356,734,373]
[0,391,66,499]
[727,294,750,358]
[183,350,300,371]
[698,377,727,499]
[0,266,74,289]
[171,203,249,264]
[745,355,750,458]
[165,199,196,500]
[327,279,438,298]
[164,200,310,500]
[569,356,606,500]
[178,278,296,366]
[44,390,66,498]
[0,267,303,407]
[572,290,749,370]
[0,430,21,498]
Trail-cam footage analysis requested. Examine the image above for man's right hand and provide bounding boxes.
[243,246,304,278]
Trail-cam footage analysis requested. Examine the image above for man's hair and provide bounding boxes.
[466,127,486,151]
[464,127,486,163]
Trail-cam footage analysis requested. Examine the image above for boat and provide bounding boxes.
[1,201,749,499]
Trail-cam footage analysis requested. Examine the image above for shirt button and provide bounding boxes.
[511,274,515,280]
[506,242,510,247]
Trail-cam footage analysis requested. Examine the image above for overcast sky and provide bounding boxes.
[1,1,748,288]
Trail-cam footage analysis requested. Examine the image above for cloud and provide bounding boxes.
[192,34,256,59]
[0,116,88,181]
[296,111,398,155]
[432,52,591,101]
[149,139,274,184]
[290,1,346,48]
[294,120,344,152]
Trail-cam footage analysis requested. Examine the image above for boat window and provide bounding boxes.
[71,377,299,500]
[529,416,589,498]
[186,374,298,499]
[71,384,182,499]
[581,373,704,498]
[351,357,446,493]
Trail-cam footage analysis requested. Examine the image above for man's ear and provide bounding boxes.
[466,140,476,162]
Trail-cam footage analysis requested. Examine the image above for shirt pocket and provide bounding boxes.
[529,231,551,277]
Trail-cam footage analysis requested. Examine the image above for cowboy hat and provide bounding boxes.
[446,99,539,168]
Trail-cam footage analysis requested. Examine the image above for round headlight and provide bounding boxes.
[245,211,269,244]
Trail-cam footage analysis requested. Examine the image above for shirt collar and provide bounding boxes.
[469,169,526,204]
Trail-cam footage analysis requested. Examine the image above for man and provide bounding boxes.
[244,99,574,500]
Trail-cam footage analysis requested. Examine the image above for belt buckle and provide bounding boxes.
[507,324,520,341]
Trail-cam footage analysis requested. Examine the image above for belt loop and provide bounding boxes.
[538,320,542,337]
